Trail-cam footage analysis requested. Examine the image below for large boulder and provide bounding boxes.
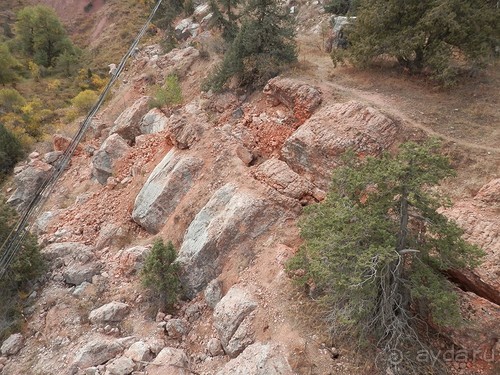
[252,158,325,202]
[104,356,134,375]
[110,96,151,142]
[63,262,101,285]
[216,342,293,375]
[53,134,82,155]
[41,242,94,262]
[144,347,189,375]
[7,160,53,212]
[151,46,200,80]
[1,334,24,356]
[72,338,126,369]
[91,134,130,184]
[139,108,169,135]
[89,302,130,324]
[164,101,206,149]
[132,150,204,233]
[177,184,281,297]
[263,77,322,123]
[282,101,399,189]
[123,341,153,362]
[214,286,258,357]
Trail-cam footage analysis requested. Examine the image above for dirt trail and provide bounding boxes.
[299,48,500,154]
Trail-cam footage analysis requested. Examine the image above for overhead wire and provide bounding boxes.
[0,0,164,278]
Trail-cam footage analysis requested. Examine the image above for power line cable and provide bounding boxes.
[0,0,164,278]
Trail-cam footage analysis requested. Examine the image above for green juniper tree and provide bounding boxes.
[203,0,297,91]
[209,0,241,42]
[141,239,181,312]
[333,0,499,85]
[15,5,78,68]
[0,123,25,179]
[287,140,484,374]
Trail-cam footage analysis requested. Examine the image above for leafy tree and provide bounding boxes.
[287,140,484,373]
[0,43,19,85]
[334,0,499,84]
[71,89,98,114]
[203,0,297,91]
[141,239,181,312]
[0,123,25,179]
[15,5,77,67]
[0,197,45,340]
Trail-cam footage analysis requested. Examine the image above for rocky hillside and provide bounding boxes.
[1,1,499,375]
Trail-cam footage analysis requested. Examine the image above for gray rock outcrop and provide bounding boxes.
[132,150,204,233]
[213,286,258,357]
[105,356,134,375]
[139,108,168,134]
[72,338,125,369]
[216,342,293,375]
[92,134,130,184]
[282,101,399,189]
[89,302,130,324]
[7,160,53,212]
[110,96,151,142]
[144,347,189,375]
[63,262,101,285]
[204,279,223,308]
[177,184,281,297]
[1,334,24,356]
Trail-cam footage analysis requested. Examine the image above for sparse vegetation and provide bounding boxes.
[71,89,98,114]
[287,140,484,374]
[332,0,500,85]
[149,74,183,108]
[141,239,181,312]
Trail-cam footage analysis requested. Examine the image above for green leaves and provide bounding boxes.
[287,139,483,367]
[141,239,181,311]
[0,43,19,85]
[203,0,297,91]
[15,5,77,68]
[339,0,499,84]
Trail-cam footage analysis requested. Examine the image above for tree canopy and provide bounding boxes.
[0,43,19,85]
[15,5,77,68]
[203,0,297,91]
[334,0,499,84]
[287,140,484,373]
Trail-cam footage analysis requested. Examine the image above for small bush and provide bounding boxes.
[0,123,25,179]
[141,239,181,312]
[71,89,98,114]
[0,89,25,113]
[149,74,182,108]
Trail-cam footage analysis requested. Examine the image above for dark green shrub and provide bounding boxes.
[141,239,181,311]
[0,123,25,180]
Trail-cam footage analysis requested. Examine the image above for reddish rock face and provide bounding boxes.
[263,77,322,124]
[53,134,83,155]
